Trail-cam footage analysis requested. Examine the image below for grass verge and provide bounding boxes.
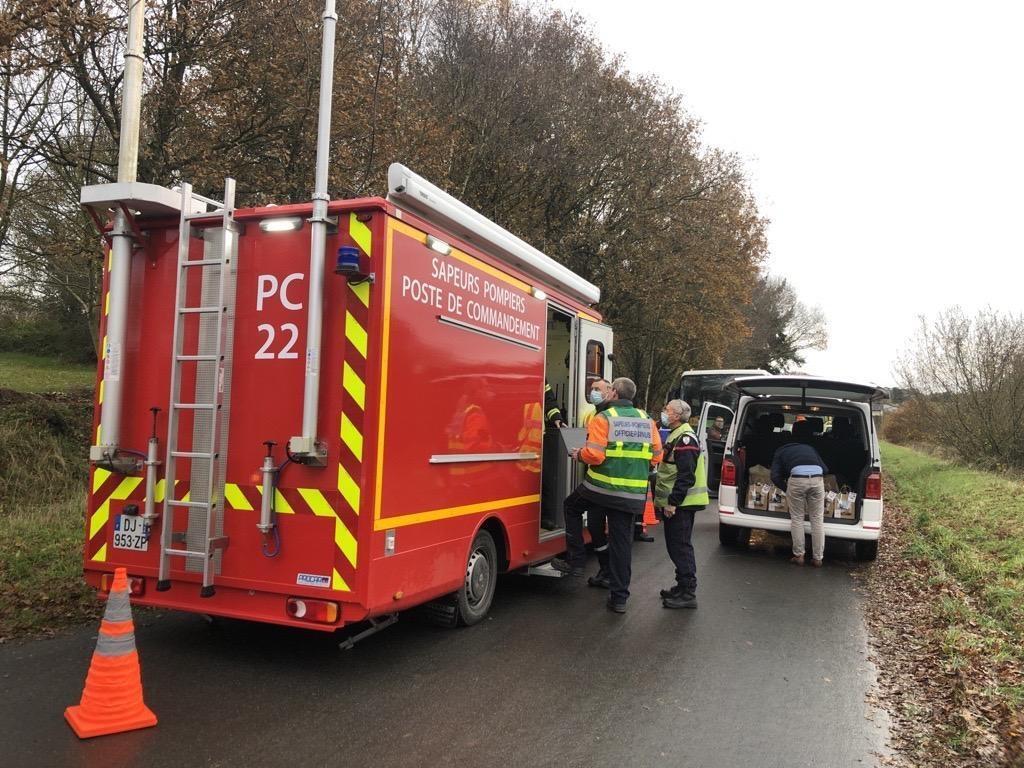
[0,495,100,640]
[0,387,98,640]
[0,352,95,393]
[862,442,1023,767]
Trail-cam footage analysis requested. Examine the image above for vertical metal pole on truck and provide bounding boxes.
[289,0,338,467]
[89,0,145,463]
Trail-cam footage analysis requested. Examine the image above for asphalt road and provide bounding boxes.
[0,504,888,768]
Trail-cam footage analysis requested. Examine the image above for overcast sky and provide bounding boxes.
[552,0,1024,386]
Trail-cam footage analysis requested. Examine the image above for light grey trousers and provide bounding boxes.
[787,476,825,561]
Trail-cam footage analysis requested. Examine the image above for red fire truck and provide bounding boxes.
[80,163,614,634]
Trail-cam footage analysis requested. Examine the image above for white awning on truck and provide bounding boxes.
[725,375,890,404]
[386,163,601,306]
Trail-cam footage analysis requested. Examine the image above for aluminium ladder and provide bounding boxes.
[157,179,240,597]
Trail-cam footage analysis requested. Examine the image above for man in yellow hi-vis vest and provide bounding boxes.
[654,399,709,609]
[552,377,662,613]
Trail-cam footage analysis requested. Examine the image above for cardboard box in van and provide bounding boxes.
[836,487,857,519]
[823,475,840,517]
[746,465,771,510]
[767,485,789,513]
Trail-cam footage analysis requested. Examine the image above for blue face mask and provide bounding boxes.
[660,412,670,427]
[589,389,604,405]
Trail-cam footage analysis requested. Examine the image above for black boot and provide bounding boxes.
[659,584,683,599]
[662,591,698,609]
[588,569,610,589]
[550,557,583,577]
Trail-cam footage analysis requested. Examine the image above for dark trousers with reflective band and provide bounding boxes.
[564,487,608,568]
[660,507,697,593]
[605,508,635,604]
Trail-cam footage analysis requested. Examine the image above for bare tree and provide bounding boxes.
[895,307,1024,469]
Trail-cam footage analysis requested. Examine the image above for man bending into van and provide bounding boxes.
[771,422,829,567]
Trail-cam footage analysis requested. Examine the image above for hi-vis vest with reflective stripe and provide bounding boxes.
[654,423,709,508]
[583,406,655,503]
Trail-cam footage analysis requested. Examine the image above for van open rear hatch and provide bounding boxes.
[724,376,889,404]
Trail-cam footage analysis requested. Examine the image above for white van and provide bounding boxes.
[709,376,888,561]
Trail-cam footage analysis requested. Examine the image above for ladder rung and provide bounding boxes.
[183,210,222,221]
[179,306,222,315]
[171,450,216,459]
[180,258,225,267]
[173,402,218,410]
[168,499,215,509]
[176,354,220,362]
[164,548,210,558]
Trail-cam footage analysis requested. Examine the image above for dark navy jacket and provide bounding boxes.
[770,442,829,491]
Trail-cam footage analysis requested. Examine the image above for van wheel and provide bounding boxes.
[456,530,498,626]
[719,523,750,547]
[855,540,879,562]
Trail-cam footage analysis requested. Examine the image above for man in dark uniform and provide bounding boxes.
[654,399,709,609]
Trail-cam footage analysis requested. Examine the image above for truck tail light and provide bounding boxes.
[865,471,882,500]
[100,573,145,596]
[721,458,737,486]
[286,597,339,624]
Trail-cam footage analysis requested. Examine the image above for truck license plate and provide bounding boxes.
[112,514,151,552]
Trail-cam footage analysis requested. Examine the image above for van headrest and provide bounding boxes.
[754,414,772,435]
[831,416,852,438]
[806,416,824,434]
[769,412,785,430]
[792,420,814,440]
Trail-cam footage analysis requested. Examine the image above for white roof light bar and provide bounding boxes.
[386,163,600,305]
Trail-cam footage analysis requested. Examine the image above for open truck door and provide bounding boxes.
[575,317,613,420]
[696,400,734,499]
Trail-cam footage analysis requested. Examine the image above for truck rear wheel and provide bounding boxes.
[855,540,879,561]
[456,529,498,626]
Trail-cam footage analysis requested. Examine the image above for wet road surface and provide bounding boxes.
[1,505,888,767]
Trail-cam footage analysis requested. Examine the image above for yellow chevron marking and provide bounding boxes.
[92,544,108,563]
[101,334,107,360]
[332,569,350,591]
[104,290,109,317]
[340,413,363,461]
[343,362,365,409]
[89,476,143,539]
[92,467,112,493]
[350,212,372,257]
[334,518,357,568]
[224,483,253,511]
[254,486,294,514]
[96,424,102,443]
[107,249,112,271]
[153,478,166,503]
[98,379,104,405]
[299,488,359,570]
[299,488,335,518]
[337,464,360,515]
[349,280,370,308]
[345,311,368,358]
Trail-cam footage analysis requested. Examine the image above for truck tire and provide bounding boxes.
[855,540,879,562]
[456,529,498,626]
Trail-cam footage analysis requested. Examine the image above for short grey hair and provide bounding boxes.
[611,377,636,401]
[667,399,691,421]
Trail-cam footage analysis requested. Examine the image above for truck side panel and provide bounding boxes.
[363,217,549,612]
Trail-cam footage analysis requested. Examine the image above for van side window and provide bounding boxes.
[586,341,604,381]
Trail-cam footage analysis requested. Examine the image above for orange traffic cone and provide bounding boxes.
[643,497,659,527]
[64,567,157,738]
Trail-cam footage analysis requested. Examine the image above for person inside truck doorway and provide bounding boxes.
[540,381,567,529]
